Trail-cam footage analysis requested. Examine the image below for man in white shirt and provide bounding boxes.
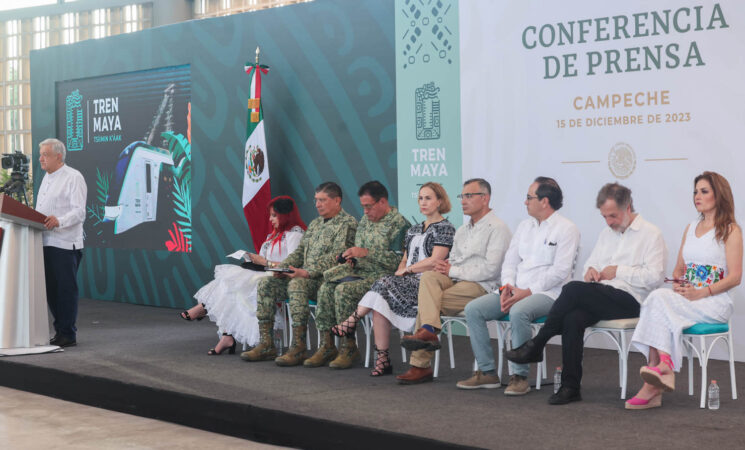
[458,177,580,395]
[506,183,665,404]
[397,178,512,385]
[36,138,87,347]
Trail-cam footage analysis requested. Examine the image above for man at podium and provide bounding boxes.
[36,138,87,348]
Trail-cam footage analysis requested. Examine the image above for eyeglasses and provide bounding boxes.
[457,193,486,199]
[526,195,539,201]
[361,199,380,211]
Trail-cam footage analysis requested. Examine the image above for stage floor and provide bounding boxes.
[1,299,744,449]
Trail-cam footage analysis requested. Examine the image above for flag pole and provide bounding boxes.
[242,47,272,252]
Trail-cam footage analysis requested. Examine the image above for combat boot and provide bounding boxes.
[241,321,277,361]
[304,331,338,367]
[275,325,308,366]
[329,336,360,370]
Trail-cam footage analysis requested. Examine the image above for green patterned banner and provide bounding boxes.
[30,0,397,308]
[395,0,462,226]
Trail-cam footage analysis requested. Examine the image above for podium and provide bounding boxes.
[0,194,51,351]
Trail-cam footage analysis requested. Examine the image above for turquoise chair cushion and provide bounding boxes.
[498,314,546,324]
[683,322,729,335]
[282,299,317,306]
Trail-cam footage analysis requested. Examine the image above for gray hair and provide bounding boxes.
[39,138,67,162]
[463,178,491,195]
[596,182,634,212]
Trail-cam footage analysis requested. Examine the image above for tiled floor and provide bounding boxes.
[0,386,283,449]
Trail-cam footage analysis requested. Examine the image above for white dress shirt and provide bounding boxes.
[35,164,87,250]
[501,212,580,300]
[583,214,666,303]
[448,210,512,292]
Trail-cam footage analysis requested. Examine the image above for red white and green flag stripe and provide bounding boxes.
[242,60,272,252]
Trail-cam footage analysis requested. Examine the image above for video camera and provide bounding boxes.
[0,150,30,205]
[1,151,29,174]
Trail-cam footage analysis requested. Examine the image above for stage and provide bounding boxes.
[1,299,744,449]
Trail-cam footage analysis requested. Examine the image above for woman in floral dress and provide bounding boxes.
[626,172,742,409]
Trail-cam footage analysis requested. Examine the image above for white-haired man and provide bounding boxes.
[36,138,87,347]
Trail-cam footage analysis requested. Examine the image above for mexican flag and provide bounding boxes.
[242,60,272,252]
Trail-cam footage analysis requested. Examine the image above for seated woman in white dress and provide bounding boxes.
[626,171,742,409]
[331,182,455,376]
[180,196,306,355]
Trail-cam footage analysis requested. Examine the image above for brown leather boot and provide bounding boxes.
[329,336,360,370]
[396,366,434,385]
[275,325,308,366]
[304,331,338,367]
[240,321,276,361]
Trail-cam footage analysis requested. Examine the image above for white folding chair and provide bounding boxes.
[363,315,408,368]
[682,321,737,408]
[584,317,639,399]
[433,313,477,378]
[241,300,288,352]
[496,315,548,389]
[285,299,322,350]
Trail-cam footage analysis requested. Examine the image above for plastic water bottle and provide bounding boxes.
[708,380,720,410]
[553,367,562,394]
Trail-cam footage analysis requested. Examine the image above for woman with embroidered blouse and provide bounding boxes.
[331,182,455,376]
[626,172,742,409]
[179,196,306,355]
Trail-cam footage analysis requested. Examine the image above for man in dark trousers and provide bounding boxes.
[36,138,87,347]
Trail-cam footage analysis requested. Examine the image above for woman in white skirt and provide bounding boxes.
[180,196,306,355]
[626,172,742,409]
[331,182,455,376]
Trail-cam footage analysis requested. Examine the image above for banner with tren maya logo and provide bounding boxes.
[55,65,192,252]
[395,0,462,226]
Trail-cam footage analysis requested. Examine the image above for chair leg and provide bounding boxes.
[434,348,440,378]
[617,335,623,388]
[363,316,371,368]
[447,323,456,369]
[496,322,505,381]
[699,336,707,409]
[728,331,738,400]
[287,306,294,345]
[542,348,547,378]
[620,331,629,399]
[307,308,314,349]
[283,304,289,346]
[687,339,694,396]
[399,330,407,362]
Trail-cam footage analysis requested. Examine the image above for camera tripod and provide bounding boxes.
[0,171,29,206]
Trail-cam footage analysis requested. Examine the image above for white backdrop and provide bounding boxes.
[459,0,745,360]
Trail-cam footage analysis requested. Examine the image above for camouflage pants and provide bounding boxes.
[314,278,375,331]
[256,276,322,327]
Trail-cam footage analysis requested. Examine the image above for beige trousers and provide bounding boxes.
[410,271,487,368]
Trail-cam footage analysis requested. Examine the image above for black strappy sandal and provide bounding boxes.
[331,310,360,337]
[370,346,392,376]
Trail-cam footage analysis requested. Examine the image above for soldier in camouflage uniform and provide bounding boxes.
[241,182,357,366]
[306,181,410,369]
